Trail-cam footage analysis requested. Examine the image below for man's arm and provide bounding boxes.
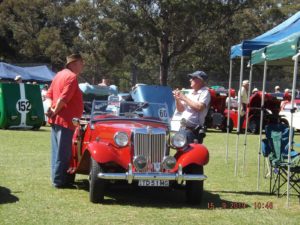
[174,90,206,112]
[45,98,67,118]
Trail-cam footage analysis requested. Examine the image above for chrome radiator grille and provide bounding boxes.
[133,127,166,171]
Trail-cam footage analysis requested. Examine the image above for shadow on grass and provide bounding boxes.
[0,186,19,204]
[212,190,271,196]
[74,179,250,209]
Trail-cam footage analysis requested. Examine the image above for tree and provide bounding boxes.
[0,0,78,68]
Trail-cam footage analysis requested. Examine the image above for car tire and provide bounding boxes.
[221,118,233,133]
[185,165,204,204]
[280,118,289,126]
[67,173,75,184]
[89,157,105,203]
[31,126,41,130]
[248,119,259,134]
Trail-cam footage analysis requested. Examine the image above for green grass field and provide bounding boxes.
[0,127,300,225]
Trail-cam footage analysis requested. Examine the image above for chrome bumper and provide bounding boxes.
[97,164,207,184]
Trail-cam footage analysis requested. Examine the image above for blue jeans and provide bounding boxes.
[51,124,74,187]
[180,128,204,144]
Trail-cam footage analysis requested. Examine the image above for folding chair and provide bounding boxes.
[262,123,300,197]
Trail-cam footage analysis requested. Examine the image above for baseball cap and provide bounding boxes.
[188,70,208,81]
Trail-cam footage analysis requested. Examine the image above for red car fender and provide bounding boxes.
[224,109,238,128]
[87,141,131,169]
[224,109,249,129]
[172,143,209,172]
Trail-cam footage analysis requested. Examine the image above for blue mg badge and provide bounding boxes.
[153,162,161,172]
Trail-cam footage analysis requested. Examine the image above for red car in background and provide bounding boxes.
[205,86,236,132]
[224,91,283,134]
[69,98,209,204]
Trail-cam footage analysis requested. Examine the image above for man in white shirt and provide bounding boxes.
[173,70,211,144]
[238,80,249,132]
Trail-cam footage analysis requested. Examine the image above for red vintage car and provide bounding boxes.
[69,98,209,204]
[205,87,236,132]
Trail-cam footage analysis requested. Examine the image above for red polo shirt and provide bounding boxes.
[46,68,83,130]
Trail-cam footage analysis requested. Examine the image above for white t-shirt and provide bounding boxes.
[238,86,248,116]
[182,87,211,127]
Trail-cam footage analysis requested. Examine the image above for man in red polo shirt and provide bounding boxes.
[45,53,84,188]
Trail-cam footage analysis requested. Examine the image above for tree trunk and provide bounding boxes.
[160,35,169,86]
[131,63,137,87]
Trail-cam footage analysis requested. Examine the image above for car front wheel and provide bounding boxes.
[185,165,204,204]
[221,118,233,133]
[89,157,105,203]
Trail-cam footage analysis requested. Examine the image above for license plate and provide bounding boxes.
[138,180,169,187]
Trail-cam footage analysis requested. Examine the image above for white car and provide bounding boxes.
[279,100,300,130]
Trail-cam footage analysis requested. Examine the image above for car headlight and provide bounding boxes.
[114,132,129,147]
[162,156,176,170]
[133,155,147,171]
[171,132,187,148]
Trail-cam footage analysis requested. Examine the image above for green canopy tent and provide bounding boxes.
[251,31,300,65]
[251,31,300,206]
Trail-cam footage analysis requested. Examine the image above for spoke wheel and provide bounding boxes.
[89,157,105,203]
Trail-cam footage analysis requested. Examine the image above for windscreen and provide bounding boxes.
[91,99,170,124]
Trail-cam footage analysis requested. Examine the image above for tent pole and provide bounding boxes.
[286,52,299,207]
[242,64,253,176]
[235,56,244,176]
[257,59,267,190]
[226,59,233,163]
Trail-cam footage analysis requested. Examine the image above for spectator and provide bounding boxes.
[98,78,110,86]
[14,75,22,83]
[45,53,84,188]
[274,85,281,93]
[252,87,259,95]
[41,84,49,101]
[238,80,249,132]
[173,70,211,144]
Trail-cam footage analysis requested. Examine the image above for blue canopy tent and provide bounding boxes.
[230,11,300,59]
[0,62,55,82]
[23,65,55,82]
[226,11,300,182]
[0,62,32,80]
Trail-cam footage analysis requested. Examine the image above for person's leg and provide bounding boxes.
[52,125,74,187]
[183,129,197,144]
[51,125,58,185]
[197,133,204,144]
[239,115,245,133]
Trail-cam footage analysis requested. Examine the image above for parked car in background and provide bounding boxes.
[69,98,209,204]
[0,83,44,129]
[279,99,300,130]
[224,91,283,134]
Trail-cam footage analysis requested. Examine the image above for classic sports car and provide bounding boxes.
[69,98,209,204]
